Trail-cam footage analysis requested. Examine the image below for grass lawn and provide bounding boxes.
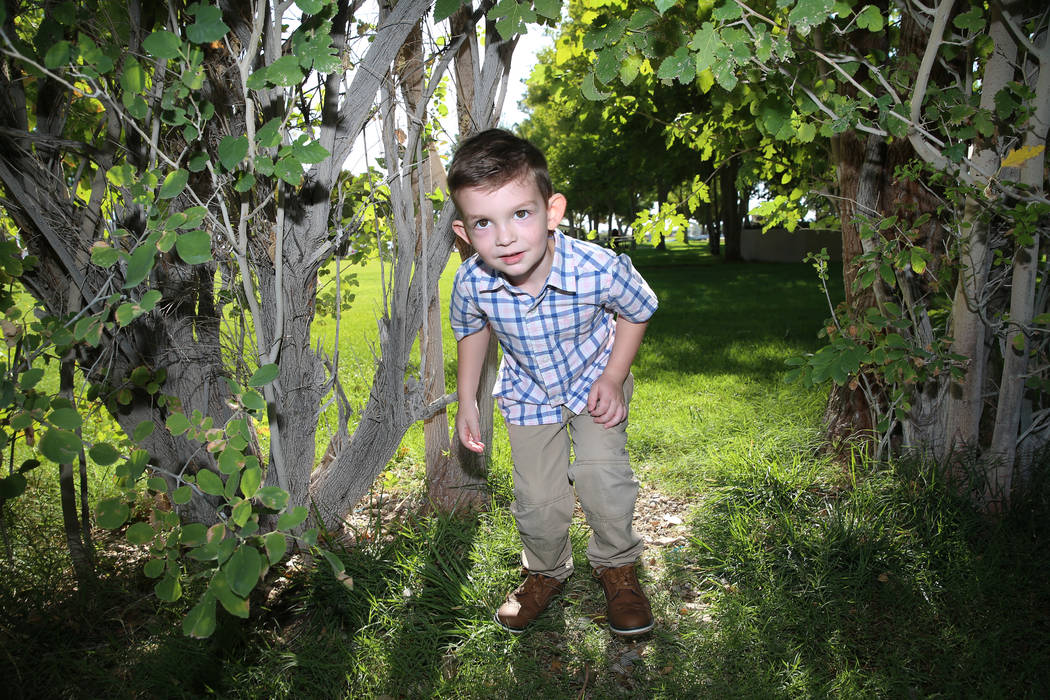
[2,242,1049,698]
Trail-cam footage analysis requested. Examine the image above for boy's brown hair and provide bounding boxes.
[447,129,553,208]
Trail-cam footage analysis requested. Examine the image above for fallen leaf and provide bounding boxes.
[878,572,889,582]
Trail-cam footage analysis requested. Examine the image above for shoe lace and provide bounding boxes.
[601,567,642,602]
[519,572,559,597]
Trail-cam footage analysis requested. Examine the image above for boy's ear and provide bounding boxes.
[452,219,471,245]
[546,193,567,231]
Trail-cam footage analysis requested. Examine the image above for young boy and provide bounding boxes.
[447,129,658,636]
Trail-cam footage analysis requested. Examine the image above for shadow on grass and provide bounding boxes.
[634,254,841,382]
[678,454,1050,696]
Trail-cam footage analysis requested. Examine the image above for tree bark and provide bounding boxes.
[986,21,1050,503]
[944,3,1018,459]
[720,159,742,261]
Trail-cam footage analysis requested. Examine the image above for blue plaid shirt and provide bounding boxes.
[450,231,658,425]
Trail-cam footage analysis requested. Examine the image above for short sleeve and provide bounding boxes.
[602,254,658,322]
[449,264,488,340]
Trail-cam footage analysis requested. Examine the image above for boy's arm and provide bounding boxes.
[456,325,492,453]
[587,317,648,428]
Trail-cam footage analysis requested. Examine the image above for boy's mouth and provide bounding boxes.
[499,252,524,265]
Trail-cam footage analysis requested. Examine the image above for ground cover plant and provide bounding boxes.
[2,243,1049,698]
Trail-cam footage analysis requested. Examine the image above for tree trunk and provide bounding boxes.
[986,23,1050,503]
[59,360,93,588]
[944,3,1017,460]
[721,160,742,261]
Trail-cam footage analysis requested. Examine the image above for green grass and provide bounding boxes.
[3,242,1050,698]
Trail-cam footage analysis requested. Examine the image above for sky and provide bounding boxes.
[499,23,554,128]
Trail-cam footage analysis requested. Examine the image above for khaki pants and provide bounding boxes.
[505,374,643,581]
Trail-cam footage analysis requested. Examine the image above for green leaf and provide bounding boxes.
[44,40,71,69]
[166,412,191,436]
[235,172,256,192]
[89,442,121,465]
[143,30,182,59]
[48,407,82,430]
[90,243,121,268]
[210,570,250,618]
[20,367,44,389]
[0,473,27,500]
[255,118,282,148]
[534,0,560,19]
[40,428,81,464]
[657,46,694,83]
[434,0,464,23]
[126,522,155,545]
[292,135,330,165]
[711,60,738,91]
[241,389,266,412]
[911,247,929,274]
[175,230,213,265]
[183,595,217,638]
[96,497,130,529]
[712,2,742,21]
[256,486,289,511]
[582,72,611,101]
[264,531,287,564]
[195,469,224,496]
[143,558,166,578]
[788,0,834,36]
[321,549,345,577]
[689,23,719,73]
[123,244,156,289]
[277,506,308,530]
[295,0,325,14]
[248,363,279,387]
[274,156,303,186]
[953,6,984,33]
[147,477,167,492]
[133,420,155,442]
[240,466,262,498]
[654,0,677,13]
[856,4,884,31]
[139,289,163,312]
[223,545,263,597]
[121,58,146,94]
[155,573,183,602]
[218,135,249,171]
[230,498,252,527]
[181,522,208,545]
[187,4,230,44]
[487,0,536,37]
[158,169,189,200]
[268,54,304,87]
[172,485,193,505]
[218,447,244,475]
[619,53,642,86]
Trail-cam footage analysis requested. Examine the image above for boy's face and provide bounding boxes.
[453,176,567,295]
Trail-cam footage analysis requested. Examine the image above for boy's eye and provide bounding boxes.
[473,218,490,229]
[513,209,530,220]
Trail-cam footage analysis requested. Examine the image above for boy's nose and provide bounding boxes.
[495,226,514,246]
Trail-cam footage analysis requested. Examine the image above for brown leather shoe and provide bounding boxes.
[594,564,654,636]
[494,570,565,634]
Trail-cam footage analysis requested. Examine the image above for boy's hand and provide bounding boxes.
[587,374,627,428]
[456,400,486,453]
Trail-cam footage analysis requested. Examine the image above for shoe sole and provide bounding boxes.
[609,620,655,636]
[493,611,527,635]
